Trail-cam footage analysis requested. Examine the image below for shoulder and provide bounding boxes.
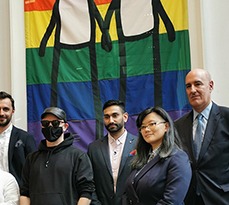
[211,103,229,121]
[125,132,138,148]
[218,105,229,115]
[174,111,192,124]
[12,126,33,137]
[88,135,107,148]
[0,170,18,184]
[168,147,190,165]
[127,132,137,139]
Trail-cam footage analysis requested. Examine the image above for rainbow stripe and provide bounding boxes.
[25,0,191,151]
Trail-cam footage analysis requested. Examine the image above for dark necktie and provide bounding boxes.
[194,114,204,160]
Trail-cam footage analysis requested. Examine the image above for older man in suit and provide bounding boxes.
[88,100,137,205]
[175,69,229,205]
[0,91,36,187]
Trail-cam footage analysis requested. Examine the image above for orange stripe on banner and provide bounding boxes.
[24,0,55,12]
[94,0,112,5]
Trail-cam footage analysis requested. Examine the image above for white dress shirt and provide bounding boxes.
[0,124,13,172]
[0,169,19,205]
[108,130,127,192]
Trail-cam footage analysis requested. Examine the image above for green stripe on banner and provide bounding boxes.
[26,48,53,85]
[26,30,190,85]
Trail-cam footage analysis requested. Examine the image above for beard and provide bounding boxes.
[105,122,123,133]
[0,117,11,127]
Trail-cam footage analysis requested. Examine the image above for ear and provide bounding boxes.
[123,112,129,123]
[164,122,170,132]
[209,80,214,91]
[63,122,69,132]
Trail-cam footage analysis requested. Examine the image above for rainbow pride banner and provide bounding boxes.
[25,0,191,151]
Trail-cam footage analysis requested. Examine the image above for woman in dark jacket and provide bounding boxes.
[123,107,191,205]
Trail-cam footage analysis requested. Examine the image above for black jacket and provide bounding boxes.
[20,133,95,205]
[175,103,229,205]
[9,126,36,187]
[88,133,137,205]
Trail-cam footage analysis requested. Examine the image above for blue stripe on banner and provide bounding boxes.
[27,84,51,123]
[99,79,120,103]
[58,82,95,120]
[126,75,154,115]
[27,70,190,123]
[27,82,95,122]
[162,70,190,111]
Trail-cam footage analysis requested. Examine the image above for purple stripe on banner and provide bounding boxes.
[28,111,189,152]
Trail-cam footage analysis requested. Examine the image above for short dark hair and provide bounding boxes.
[103,100,125,113]
[0,91,15,110]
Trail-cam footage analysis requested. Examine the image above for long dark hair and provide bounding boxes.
[131,106,180,169]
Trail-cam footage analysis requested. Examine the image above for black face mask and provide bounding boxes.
[42,126,63,142]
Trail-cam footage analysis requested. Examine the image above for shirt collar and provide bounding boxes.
[193,101,212,120]
[0,123,13,135]
[108,129,127,145]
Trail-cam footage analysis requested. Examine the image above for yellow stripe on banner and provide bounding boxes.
[96,4,118,42]
[25,0,187,48]
[160,0,189,34]
[25,11,54,48]
[25,5,117,48]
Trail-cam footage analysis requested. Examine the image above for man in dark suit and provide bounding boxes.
[88,100,137,205]
[0,91,36,187]
[175,69,229,205]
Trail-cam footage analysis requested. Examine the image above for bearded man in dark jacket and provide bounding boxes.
[20,107,95,205]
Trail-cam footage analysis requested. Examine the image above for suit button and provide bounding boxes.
[129,199,133,204]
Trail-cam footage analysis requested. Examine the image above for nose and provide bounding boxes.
[108,116,115,123]
[0,109,4,115]
[145,126,151,131]
[189,85,196,93]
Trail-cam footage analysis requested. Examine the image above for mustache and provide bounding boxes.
[107,123,117,127]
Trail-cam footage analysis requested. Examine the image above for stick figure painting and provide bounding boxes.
[25,0,191,151]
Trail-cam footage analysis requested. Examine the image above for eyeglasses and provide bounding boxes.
[41,120,64,128]
[139,121,166,132]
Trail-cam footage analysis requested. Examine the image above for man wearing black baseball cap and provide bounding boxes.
[20,107,95,205]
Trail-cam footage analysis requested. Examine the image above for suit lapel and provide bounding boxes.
[183,112,196,162]
[8,126,18,162]
[134,155,161,185]
[100,136,113,176]
[199,103,220,161]
[118,133,136,176]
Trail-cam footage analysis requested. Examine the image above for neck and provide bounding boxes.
[110,128,125,140]
[0,123,11,134]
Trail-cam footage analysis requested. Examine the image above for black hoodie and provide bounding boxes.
[20,133,95,205]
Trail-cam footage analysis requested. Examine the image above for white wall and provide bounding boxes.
[187,0,229,106]
[0,0,228,130]
[200,0,229,106]
[0,0,27,129]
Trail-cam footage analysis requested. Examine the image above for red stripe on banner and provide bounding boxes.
[24,0,55,12]
[94,0,111,5]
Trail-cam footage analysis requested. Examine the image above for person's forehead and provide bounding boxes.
[0,98,13,108]
[104,105,122,114]
[142,112,161,122]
